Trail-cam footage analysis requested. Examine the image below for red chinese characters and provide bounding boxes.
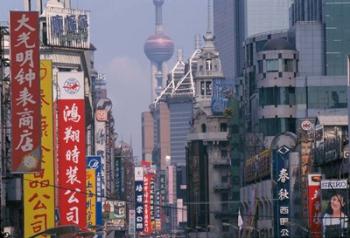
[58,99,86,228]
[10,11,41,173]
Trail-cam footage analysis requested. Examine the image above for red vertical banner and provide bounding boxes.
[143,173,152,234]
[57,72,86,229]
[10,11,41,173]
[308,174,322,238]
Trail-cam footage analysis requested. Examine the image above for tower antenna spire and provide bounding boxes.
[207,0,213,34]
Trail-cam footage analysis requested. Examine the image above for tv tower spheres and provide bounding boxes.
[144,0,175,101]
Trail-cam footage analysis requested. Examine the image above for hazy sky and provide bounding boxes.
[1,0,207,159]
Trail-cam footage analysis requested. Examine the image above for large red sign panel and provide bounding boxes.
[10,11,41,173]
[57,72,86,229]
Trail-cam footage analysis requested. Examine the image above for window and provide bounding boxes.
[206,59,212,71]
[200,82,205,95]
[220,123,227,132]
[206,81,212,95]
[283,59,294,72]
[266,59,279,72]
[201,123,207,133]
[258,60,263,73]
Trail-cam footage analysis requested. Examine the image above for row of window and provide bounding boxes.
[259,87,295,106]
[258,59,296,73]
[259,118,296,136]
[258,86,347,109]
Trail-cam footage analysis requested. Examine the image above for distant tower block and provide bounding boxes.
[144,0,175,101]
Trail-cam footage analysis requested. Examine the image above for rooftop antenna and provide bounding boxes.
[204,0,215,46]
[207,0,213,34]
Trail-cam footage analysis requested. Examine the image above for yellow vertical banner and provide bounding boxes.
[23,60,55,237]
[86,169,97,228]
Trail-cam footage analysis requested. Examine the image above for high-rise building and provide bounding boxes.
[290,0,350,75]
[245,0,290,37]
[144,0,175,102]
[213,0,245,81]
[213,0,290,84]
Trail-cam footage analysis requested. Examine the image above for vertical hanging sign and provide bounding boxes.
[87,156,103,226]
[10,11,41,173]
[86,168,96,229]
[23,60,55,237]
[273,146,291,238]
[135,167,144,232]
[308,174,322,238]
[57,72,86,229]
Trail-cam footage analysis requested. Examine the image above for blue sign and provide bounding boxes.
[273,146,291,238]
[211,79,234,115]
[135,180,144,232]
[87,156,103,226]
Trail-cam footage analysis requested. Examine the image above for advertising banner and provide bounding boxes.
[57,72,86,228]
[86,169,96,229]
[45,7,90,49]
[211,79,234,115]
[135,167,144,232]
[308,174,322,238]
[10,11,41,173]
[321,180,349,238]
[297,118,316,226]
[273,146,291,238]
[23,60,54,237]
[95,119,106,207]
[104,200,126,230]
[87,156,103,226]
[144,173,152,234]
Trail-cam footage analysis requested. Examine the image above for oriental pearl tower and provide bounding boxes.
[144,0,175,102]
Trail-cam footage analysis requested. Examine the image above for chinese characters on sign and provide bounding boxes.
[87,156,103,226]
[10,11,41,173]
[86,169,96,229]
[46,7,90,49]
[135,167,144,232]
[273,146,291,238]
[57,72,86,229]
[23,60,55,237]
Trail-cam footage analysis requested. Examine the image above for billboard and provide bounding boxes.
[104,200,126,230]
[87,156,103,226]
[244,149,271,183]
[10,11,41,173]
[45,7,90,49]
[308,174,322,238]
[321,180,349,238]
[211,79,234,115]
[23,60,55,237]
[86,169,96,229]
[135,167,144,232]
[314,126,342,165]
[57,72,86,228]
[273,146,291,238]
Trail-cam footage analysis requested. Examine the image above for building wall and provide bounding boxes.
[168,100,192,166]
[244,0,290,37]
[142,111,154,162]
[213,0,245,81]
